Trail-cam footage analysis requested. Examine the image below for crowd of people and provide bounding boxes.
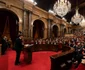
[27,32,85,67]
[0,31,85,66]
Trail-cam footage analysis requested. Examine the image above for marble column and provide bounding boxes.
[47,19,52,38]
[68,27,71,34]
[44,28,48,39]
[23,10,29,39]
[28,11,32,39]
[66,27,69,34]
[58,30,61,37]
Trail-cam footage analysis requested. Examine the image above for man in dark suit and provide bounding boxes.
[14,35,24,65]
[1,36,8,55]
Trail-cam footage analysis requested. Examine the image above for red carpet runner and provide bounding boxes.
[0,49,61,70]
[0,49,85,70]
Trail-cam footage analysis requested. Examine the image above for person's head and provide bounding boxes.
[18,35,23,39]
[3,36,7,40]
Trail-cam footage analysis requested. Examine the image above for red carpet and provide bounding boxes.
[0,49,61,70]
[0,54,8,70]
[0,49,85,70]
[76,64,85,70]
[70,63,85,70]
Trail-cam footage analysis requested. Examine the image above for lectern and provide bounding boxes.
[23,44,33,64]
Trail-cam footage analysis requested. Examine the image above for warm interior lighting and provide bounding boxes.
[71,7,83,24]
[25,0,37,5]
[53,0,71,17]
[48,9,56,15]
[62,17,67,21]
[25,0,34,3]
[80,17,85,27]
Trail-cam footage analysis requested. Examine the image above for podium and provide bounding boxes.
[23,44,33,64]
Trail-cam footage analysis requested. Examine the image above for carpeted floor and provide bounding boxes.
[0,49,61,70]
[0,49,85,70]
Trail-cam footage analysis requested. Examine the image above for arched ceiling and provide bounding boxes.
[35,0,85,23]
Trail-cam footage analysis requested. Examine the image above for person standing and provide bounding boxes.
[1,36,8,55]
[0,34,2,55]
[14,35,24,65]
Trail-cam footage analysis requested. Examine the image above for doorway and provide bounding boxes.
[0,9,19,43]
[33,20,44,39]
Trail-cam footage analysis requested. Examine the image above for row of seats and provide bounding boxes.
[50,47,75,70]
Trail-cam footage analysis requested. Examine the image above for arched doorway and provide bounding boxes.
[33,20,44,39]
[64,28,66,34]
[0,9,19,43]
[52,25,58,38]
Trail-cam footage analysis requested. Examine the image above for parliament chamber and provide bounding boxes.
[0,0,85,70]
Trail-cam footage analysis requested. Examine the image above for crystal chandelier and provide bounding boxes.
[53,0,71,17]
[80,17,85,27]
[71,7,83,24]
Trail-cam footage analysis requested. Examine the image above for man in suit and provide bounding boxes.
[1,36,8,55]
[14,35,24,65]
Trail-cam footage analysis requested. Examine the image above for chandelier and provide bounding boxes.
[80,17,85,27]
[71,7,83,24]
[53,0,71,17]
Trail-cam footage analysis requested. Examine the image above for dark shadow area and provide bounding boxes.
[33,20,44,39]
[52,25,58,37]
[0,9,19,43]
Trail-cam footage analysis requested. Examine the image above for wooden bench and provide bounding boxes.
[50,47,75,70]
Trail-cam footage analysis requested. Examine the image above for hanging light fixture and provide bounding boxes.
[79,8,85,27]
[53,0,71,17]
[25,0,37,5]
[71,7,83,24]
[80,17,85,27]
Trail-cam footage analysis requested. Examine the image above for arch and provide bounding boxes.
[31,18,47,29]
[9,8,22,24]
[0,8,19,43]
[64,27,66,34]
[0,7,20,23]
[33,19,45,39]
[52,24,58,38]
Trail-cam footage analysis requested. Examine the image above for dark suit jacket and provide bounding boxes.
[14,38,23,51]
[1,38,8,49]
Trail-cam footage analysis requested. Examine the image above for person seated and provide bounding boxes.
[73,42,83,68]
[81,44,85,64]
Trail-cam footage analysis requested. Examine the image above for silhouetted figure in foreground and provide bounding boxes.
[14,35,24,65]
[1,36,8,55]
